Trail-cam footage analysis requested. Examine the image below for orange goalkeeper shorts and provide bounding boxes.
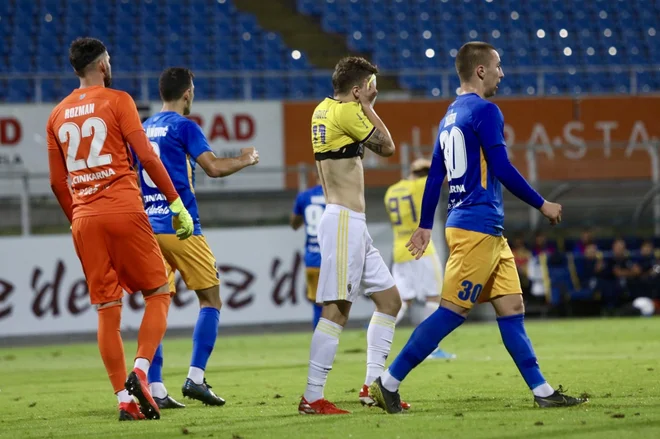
[71,212,169,305]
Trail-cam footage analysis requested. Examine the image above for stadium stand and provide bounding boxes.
[521,235,660,316]
[0,0,657,102]
[0,0,315,102]
[296,0,659,96]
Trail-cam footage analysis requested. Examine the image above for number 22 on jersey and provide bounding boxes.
[58,117,112,172]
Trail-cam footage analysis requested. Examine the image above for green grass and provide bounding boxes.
[1,318,659,439]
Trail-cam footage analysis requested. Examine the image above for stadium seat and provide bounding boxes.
[2,0,657,101]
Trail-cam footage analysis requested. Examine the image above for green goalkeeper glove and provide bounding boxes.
[169,197,194,240]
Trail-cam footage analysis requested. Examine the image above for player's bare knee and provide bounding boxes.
[321,301,351,326]
[491,294,525,317]
[196,285,222,310]
[142,283,171,298]
[97,299,122,310]
[441,299,471,317]
[371,286,402,317]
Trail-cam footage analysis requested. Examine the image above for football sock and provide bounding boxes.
[116,389,133,404]
[150,382,168,399]
[135,293,170,364]
[148,344,164,384]
[365,312,396,386]
[187,366,205,385]
[394,301,408,325]
[497,313,550,395]
[134,358,150,375]
[304,318,342,402]
[97,303,127,393]
[532,383,555,398]
[312,304,323,330]
[388,306,465,386]
[188,307,220,382]
[381,369,401,393]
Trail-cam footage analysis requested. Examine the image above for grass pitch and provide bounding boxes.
[1,317,659,439]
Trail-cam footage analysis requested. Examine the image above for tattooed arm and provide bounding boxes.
[358,93,395,157]
[363,128,395,157]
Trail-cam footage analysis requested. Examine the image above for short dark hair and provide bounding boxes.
[69,37,107,76]
[159,67,195,102]
[455,41,497,83]
[332,56,379,94]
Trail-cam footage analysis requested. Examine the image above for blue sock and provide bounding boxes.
[190,307,220,370]
[497,313,546,389]
[148,343,164,384]
[389,307,465,381]
[312,304,322,330]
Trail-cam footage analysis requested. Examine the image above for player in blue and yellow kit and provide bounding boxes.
[290,178,326,329]
[369,42,587,412]
[134,68,259,409]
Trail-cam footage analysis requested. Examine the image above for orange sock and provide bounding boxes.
[136,293,170,362]
[97,304,127,393]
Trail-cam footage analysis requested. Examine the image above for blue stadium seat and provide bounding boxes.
[112,78,141,100]
[2,0,657,101]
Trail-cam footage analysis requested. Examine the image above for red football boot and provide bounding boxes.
[298,396,350,415]
[118,401,145,421]
[125,369,161,420]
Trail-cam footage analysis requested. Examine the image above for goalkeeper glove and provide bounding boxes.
[169,197,194,240]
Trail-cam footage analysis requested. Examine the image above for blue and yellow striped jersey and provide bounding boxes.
[137,111,212,235]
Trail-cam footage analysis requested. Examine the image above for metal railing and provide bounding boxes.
[1,141,660,236]
[0,65,658,102]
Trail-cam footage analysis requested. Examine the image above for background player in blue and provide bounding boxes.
[135,68,259,409]
[369,42,587,413]
[290,177,326,329]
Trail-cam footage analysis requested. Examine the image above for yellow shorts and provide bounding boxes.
[156,234,220,293]
[442,227,521,309]
[306,267,320,302]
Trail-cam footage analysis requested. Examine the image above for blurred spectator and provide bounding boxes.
[532,231,555,256]
[577,243,602,290]
[511,234,532,295]
[630,240,659,299]
[573,228,595,255]
[598,238,634,312]
[526,254,547,302]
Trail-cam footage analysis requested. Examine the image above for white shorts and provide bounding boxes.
[316,204,395,303]
[392,253,443,301]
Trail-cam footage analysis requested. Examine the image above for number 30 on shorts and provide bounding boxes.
[458,280,483,304]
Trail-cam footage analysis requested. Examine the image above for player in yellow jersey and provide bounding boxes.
[384,158,455,360]
[298,57,410,415]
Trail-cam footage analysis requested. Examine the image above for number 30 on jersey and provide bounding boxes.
[439,127,467,181]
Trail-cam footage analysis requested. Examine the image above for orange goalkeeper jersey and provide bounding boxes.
[46,85,178,220]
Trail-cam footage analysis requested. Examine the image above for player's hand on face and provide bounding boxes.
[406,227,432,260]
[540,201,562,225]
[358,76,378,107]
[241,147,259,165]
